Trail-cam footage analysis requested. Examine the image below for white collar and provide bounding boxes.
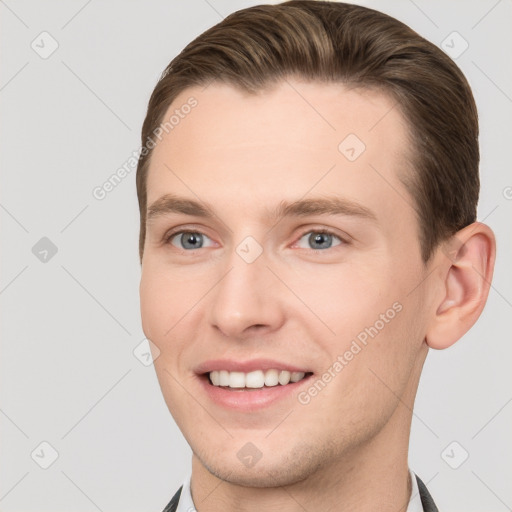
[175,468,424,511]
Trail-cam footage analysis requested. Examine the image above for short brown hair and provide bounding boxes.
[136,0,479,263]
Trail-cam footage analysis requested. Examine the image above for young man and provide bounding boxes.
[136,2,496,511]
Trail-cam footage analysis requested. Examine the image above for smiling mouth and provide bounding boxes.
[202,369,314,390]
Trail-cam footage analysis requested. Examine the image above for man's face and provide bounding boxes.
[140,80,435,486]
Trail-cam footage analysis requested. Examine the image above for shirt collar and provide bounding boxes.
[175,468,424,512]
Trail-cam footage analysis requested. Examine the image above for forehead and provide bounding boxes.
[146,80,413,225]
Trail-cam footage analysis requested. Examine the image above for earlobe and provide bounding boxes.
[425,222,496,350]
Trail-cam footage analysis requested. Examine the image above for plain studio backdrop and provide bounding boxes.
[1,1,511,511]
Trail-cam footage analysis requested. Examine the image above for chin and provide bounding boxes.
[194,442,326,489]
[205,460,307,488]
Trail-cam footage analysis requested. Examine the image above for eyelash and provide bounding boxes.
[164,227,349,251]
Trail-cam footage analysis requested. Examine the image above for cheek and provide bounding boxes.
[290,258,422,382]
[139,262,211,348]
[288,259,393,336]
[139,264,176,341]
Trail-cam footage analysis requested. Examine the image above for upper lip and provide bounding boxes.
[195,358,312,374]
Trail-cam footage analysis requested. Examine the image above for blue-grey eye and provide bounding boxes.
[170,232,214,250]
[297,231,342,250]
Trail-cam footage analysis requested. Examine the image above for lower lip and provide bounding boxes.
[197,374,313,411]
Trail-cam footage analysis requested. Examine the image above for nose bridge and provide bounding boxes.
[208,241,284,337]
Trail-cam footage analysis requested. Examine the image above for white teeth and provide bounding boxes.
[208,369,307,388]
[219,370,230,386]
[290,371,305,382]
[264,369,279,386]
[246,370,265,388]
[229,371,245,388]
[278,370,291,385]
[210,371,220,386]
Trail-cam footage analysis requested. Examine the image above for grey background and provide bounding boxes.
[1,0,511,511]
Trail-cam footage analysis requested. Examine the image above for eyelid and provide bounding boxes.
[164,224,212,240]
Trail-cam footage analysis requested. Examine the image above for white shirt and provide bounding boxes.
[175,468,424,511]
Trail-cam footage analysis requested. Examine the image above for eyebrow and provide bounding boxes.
[146,193,378,224]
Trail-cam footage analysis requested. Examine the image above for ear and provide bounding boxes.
[425,222,496,350]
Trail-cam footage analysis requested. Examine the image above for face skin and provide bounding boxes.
[139,80,495,512]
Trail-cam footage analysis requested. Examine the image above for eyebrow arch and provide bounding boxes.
[271,197,378,223]
[146,193,378,224]
[147,194,211,221]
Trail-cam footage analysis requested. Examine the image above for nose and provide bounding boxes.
[208,250,286,339]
